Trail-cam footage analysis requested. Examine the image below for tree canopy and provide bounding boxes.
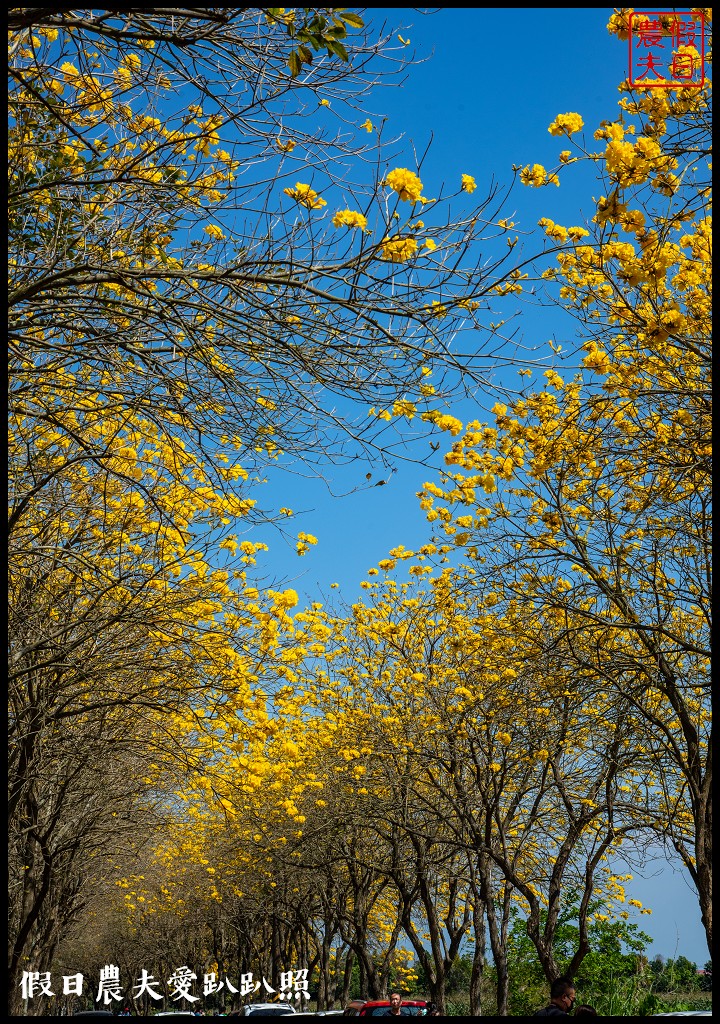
[8,7,712,1017]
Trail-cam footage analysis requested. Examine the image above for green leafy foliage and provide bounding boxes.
[650,955,702,994]
[271,7,364,76]
[505,901,653,1012]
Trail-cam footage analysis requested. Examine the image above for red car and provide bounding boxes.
[345,999,431,1016]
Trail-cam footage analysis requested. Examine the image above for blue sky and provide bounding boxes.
[253,6,642,586]
[241,8,708,966]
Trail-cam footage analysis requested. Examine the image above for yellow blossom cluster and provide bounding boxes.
[380,235,418,262]
[296,532,318,556]
[539,219,591,243]
[427,300,448,319]
[520,163,560,187]
[548,112,584,136]
[283,182,327,209]
[332,208,368,230]
[604,137,672,188]
[385,167,424,202]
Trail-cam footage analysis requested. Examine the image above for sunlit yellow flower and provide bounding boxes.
[520,163,549,187]
[582,342,612,375]
[122,53,142,73]
[380,235,418,262]
[296,532,318,555]
[283,182,327,210]
[385,167,424,203]
[332,209,368,230]
[538,218,568,242]
[548,112,584,136]
[607,10,634,40]
[392,399,416,419]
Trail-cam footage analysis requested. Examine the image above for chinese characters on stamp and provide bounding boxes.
[629,12,707,89]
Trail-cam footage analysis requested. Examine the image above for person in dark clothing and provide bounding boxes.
[573,1006,597,1017]
[533,976,577,1016]
[381,992,404,1016]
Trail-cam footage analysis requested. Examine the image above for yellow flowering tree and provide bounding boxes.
[65,557,663,1012]
[10,9,711,1012]
[6,414,306,1008]
[8,7,533,509]
[301,566,654,1007]
[7,8,534,1009]
[418,9,712,956]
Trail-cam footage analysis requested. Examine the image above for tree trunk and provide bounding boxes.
[342,948,355,1006]
[469,890,486,1015]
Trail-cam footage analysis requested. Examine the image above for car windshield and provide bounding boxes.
[366,1010,425,1017]
[248,1011,296,1016]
